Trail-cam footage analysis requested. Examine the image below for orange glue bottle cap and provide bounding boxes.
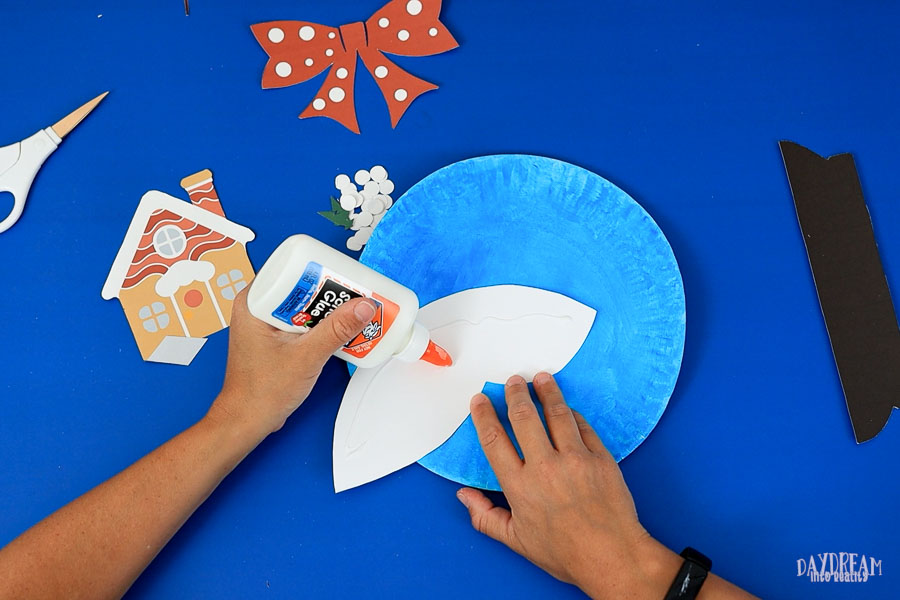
[395,322,453,367]
[421,339,453,367]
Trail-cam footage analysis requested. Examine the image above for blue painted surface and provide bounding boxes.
[1,1,899,599]
[360,155,685,491]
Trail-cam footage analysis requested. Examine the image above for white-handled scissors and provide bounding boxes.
[0,92,108,233]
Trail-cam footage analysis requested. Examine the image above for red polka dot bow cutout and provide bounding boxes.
[251,0,458,133]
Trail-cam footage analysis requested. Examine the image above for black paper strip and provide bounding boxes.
[780,141,900,443]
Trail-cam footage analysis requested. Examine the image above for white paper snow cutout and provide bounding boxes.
[333,285,596,492]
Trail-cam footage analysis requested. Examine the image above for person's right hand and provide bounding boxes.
[209,286,377,441]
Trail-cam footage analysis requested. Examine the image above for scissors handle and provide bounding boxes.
[0,128,61,233]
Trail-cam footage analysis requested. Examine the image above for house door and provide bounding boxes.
[172,280,227,339]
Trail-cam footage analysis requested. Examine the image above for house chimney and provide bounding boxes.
[180,169,225,217]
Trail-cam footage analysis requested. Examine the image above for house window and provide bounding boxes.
[139,301,170,333]
[217,269,248,300]
[153,226,186,259]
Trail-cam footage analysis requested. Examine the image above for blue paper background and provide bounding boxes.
[359,155,685,491]
[1,1,899,598]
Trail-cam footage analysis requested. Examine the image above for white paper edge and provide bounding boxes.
[333,285,596,492]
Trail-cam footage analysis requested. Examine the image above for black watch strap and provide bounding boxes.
[663,547,711,600]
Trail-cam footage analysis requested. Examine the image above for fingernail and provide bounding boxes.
[506,374,525,387]
[456,489,469,507]
[471,393,487,406]
[534,372,552,385]
[354,299,376,321]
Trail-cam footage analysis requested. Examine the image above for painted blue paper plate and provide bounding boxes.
[359,155,685,490]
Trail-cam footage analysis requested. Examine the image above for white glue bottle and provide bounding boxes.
[247,234,452,369]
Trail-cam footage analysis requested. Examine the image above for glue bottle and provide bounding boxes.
[247,234,452,369]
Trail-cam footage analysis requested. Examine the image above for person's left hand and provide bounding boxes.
[208,286,377,439]
[456,373,681,598]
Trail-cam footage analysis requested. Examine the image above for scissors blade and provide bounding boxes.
[50,91,109,140]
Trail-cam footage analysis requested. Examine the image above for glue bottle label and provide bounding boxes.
[271,261,399,358]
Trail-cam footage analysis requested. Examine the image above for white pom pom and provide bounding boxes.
[369,165,388,182]
[338,182,359,196]
[335,174,351,190]
[354,212,374,227]
[377,179,395,194]
[354,169,371,185]
[363,181,379,197]
[362,196,385,214]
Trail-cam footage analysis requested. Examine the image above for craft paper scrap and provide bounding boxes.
[319,165,395,251]
[251,0,458,133]
[333,285,596,492]
[780,141,900,442]
[101,170,255,365]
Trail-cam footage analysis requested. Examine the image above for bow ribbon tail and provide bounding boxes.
[299,51,361,133]
[358,46,438,128]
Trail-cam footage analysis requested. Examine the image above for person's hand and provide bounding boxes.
[208,286,377,440]
[456,373,681,599]
[0,287,377,600]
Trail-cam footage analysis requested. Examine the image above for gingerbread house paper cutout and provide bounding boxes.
[101,170,255,365]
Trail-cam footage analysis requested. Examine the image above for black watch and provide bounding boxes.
[663,547,711,600]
